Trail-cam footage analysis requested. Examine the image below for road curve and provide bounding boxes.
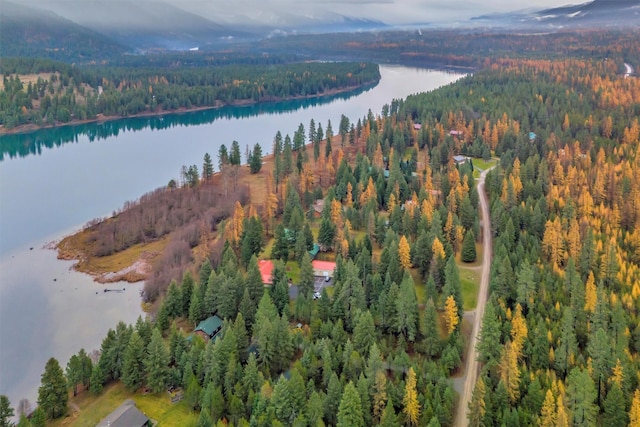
[454,167,494,427]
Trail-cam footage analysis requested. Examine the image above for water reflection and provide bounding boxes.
[0,83,376,161]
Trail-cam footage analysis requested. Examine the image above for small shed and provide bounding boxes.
[308,243,320,259]
[97,399,150,427]
[258,260,274,285]
[312,260,336,278]
[194,315,223,342]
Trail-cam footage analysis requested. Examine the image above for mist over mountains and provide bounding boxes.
[1,0,638,60]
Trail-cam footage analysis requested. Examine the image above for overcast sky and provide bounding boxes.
[179,0,586,24]
[25,0,587,26]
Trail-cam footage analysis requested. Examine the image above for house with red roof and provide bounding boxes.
[258,260,274,285]
[311,260,336,279]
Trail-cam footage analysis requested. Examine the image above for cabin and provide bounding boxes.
[311,199,325,217]
[453,155,468,165]
[97,400,150,427]
[449,130,463,140]
[258,260,274,285]
[194,315,223,342]
[312,260,336,279]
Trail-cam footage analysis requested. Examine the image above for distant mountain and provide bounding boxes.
[28,0,247,51]
[15,0,388,51]
[472,0,640,28]
[0,1,128,61]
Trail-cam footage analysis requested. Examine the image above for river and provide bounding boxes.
[0,65,464,409]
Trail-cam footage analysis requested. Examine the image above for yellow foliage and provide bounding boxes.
[444,295,459,336]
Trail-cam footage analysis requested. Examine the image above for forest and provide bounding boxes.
[2,30,640,427]
[0,58,380,130]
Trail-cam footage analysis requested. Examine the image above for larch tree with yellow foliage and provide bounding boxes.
[444,295,459,336]
[398,235,411,270]
[402,367,420,427]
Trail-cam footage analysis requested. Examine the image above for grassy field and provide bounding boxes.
[459,266,480,310]
[57,232,168,281]
[51,382,198,427]
[471,157,498,171]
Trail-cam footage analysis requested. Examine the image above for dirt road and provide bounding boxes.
[454,167,494,427]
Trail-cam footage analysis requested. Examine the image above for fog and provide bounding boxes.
[22,0,584,29]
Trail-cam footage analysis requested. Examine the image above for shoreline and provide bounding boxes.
[0,81,378,136]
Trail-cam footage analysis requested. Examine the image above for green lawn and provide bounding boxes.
[471,157,498,171]
[57,382,198,427]
[459,266,480,310]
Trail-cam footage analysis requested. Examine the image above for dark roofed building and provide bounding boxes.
[97,399,150,427]
[194,315,223,342]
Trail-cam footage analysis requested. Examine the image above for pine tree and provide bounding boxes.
[203,152,214,180]
[566,367,597,427]
[145,329,170,393]
[395,273,419,341]
[603,383,627,427]
[353,310,376,357]
[337,382,364,427]
[37,357,68,419]
[0,395,14,427]
[403,367,420,426]
[249,143,263,174]
[122,332,146,391]
[461,229,477,262]
[379,399,398,427]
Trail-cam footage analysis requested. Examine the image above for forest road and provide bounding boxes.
[454,166,494,427]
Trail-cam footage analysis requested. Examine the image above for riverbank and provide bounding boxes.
[0,82,378,136]
[54,129,348,287]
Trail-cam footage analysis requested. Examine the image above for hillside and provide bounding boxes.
[0,1,128,61]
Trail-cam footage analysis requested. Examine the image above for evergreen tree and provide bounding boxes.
[271,261,290,315]
[122,332,146,391]
[379,399,398,427]
[181,271,195,317]
[37,357,68,419]
[0,395,14,427]
[353,310,376,357]
[145,329,170,393]
[603,383,627,427]
[422,298,441,357]
[30,407,46,427]
[164,280,182,319]
[318,216,336,250]
[203,152,214,180]
[66,354,82,396]
[271,223,290,261]
[395,273,419,341]
[249,143,263,174]
[337,381,364,427]
[566,367,597,427]
[461,230,477,262]
[230,140,242,165]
